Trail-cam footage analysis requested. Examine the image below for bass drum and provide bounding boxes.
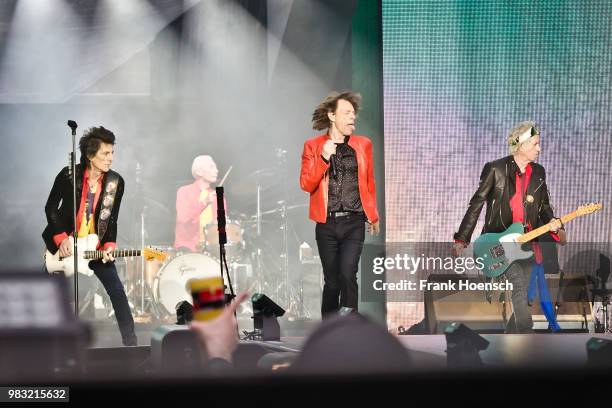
[153,253,221,315]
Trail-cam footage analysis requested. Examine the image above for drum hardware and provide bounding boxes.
[78,281,97,316]
[237,152,312,321]
[241,163,287,306]
[275,147,309,320]
[235,167,282,300]
[130,161,164,320]
[136,209,164,320]
[275,149,289,311]
[72,276,106,318]
[251,170,269,299]
[233,165,291,306]
[229,261,255,316]
[73,275,125,321]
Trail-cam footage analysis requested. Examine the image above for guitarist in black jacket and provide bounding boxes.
[43,126,137,346]
[452,121,565,333]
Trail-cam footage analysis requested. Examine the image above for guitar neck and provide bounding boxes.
[517,212,577,243]
[84,249,141,260]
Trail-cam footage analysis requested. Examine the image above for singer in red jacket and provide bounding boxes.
[300,91,380,317]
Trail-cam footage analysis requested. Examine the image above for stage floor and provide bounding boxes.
[86,316,612,372]
[86,315,320,348]
[397,333,612,369]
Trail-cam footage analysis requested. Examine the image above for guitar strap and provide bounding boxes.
[518,171,527,229]
[97,173,119,241]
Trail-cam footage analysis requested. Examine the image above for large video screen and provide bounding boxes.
[382,0,612,329]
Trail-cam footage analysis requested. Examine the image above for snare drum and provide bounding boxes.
[153,253,221,315]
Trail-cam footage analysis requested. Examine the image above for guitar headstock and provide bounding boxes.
[576,202,603,216]
[143,247,168,262]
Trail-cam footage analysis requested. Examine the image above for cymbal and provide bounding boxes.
[246,168,276,179]
[144,197,170,213]
[240,219,278,226]
[230,168,278,196]
[235,203,309,217]
[259,203,308,215]
[127,195,170,214]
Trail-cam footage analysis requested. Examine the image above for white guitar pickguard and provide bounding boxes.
[498,233,533,264]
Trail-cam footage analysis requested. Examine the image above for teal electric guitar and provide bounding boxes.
[474,203,602,278]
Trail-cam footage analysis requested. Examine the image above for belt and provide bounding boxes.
[328,211,362,218]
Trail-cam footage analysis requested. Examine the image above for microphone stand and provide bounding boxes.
[216,187,236,307]
[67,120,79,316]
[136,162,146,315]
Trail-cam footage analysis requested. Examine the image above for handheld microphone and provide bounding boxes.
[330,154,337,178]
[67,120,78,135]
[215,187,227,245]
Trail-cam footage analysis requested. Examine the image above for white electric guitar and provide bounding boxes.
[45,234,167,277]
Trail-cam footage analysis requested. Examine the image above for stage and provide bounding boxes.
[85,329,612,373]
[1,0,612,403]
[59,330,612,404]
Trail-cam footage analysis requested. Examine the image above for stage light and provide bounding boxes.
[251,293,284,341]
[175,300,193,325]
[252,293,285,317]
[444,322,489,368]
[338,306,353,316]
[586,337,612,367]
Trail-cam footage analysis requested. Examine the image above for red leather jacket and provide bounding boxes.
[300,134,379,224]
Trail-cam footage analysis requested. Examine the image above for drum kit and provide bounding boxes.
[120,217,249,321]
[111,153,319,323]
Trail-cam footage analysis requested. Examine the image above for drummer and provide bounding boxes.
[174,155,225,252]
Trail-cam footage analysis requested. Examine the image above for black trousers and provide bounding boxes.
[89,260,137,345]
[504,259,534,334]
[315,213,366,318]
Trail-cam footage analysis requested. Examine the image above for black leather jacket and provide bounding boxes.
[454,156,556,244]
[42,164,124,253]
